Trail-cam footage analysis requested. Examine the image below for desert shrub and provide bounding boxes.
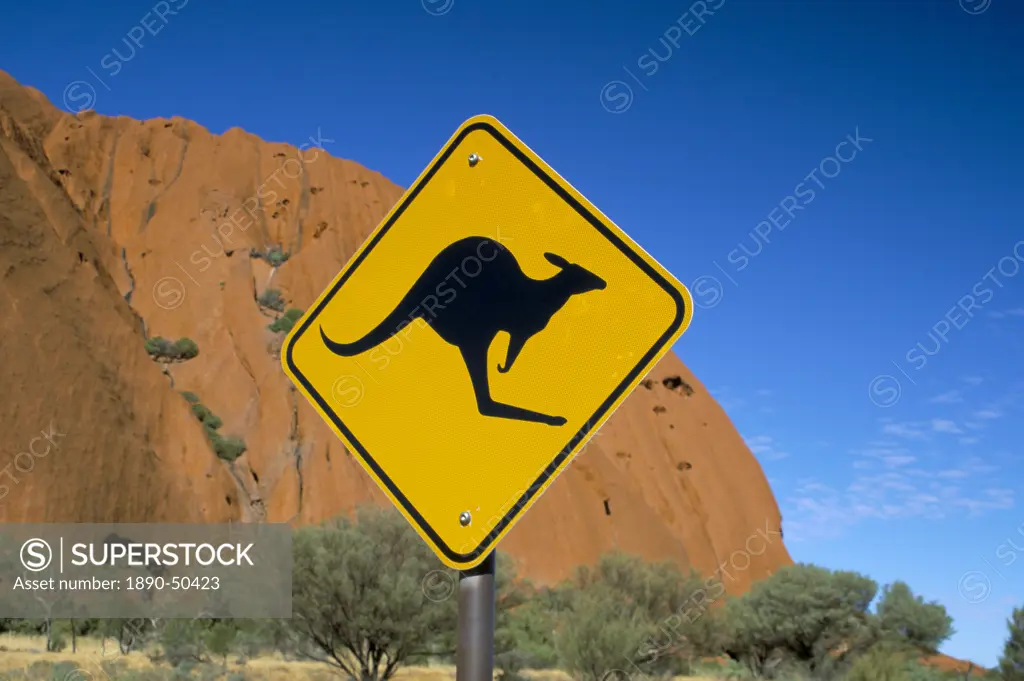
[268,307,304,334]
[185,398,245,462]
[144,337,170,355]
[180,391,200,404]
[876,581,954,653]
[174,338,199,359]
[270,506,461,681]
[1,661,79,681]
[190,403,216,426]
[555,581,657,681]
[46,662,76,681]
[552,551,728,681]
[257,288,285,312]
[1000,606,1024,681]
[250,245,290,267]
[845,645,911,681]
[160,619,206,666]
[577,551,727,673]
[145,336,199,361]
[905,660,956,681]
[212,435,246,462]
[722,563,879,678]
[497,587,560,673]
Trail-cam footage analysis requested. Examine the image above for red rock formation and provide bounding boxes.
[0,69,791,592]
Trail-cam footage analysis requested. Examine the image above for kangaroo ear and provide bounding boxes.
[544,252,570,269]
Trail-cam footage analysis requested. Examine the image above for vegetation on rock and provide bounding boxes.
[250,245,290,267]
[144,336,199,361]
[256,288,285,312]
[268,307,303,334]
[185,394,246,462]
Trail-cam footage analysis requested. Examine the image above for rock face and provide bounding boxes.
[0,69,791,591]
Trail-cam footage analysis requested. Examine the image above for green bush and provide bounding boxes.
[721,563,878,678]
[876,580,954,653]
[554,581,656,681]
[1000,606,1024,681]
[258,288,285,312]
[185,397,245,463]
[268,307,304,334]
[145,336,199,361]
[190,403,218,427]
[845,646,912,681]
[250,245,290,267]
[174,338,199,360]
[47,661,76,681]
[273,506,462,681]
[144,337,172,356]
[213,435,246,462]
[550,551,728,681]
[497,590,560,672]
[180,391,200,404]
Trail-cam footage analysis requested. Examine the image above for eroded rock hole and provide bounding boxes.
[662,375,694,396]
[603,499,611,516]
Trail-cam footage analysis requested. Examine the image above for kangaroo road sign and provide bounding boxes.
[282,114,694,570]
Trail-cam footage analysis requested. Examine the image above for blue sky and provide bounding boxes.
[2,0,1022,666]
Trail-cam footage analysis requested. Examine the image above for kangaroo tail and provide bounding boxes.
[320,279,430,357]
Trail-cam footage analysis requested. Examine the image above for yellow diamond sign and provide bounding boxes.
[282,115,693,570]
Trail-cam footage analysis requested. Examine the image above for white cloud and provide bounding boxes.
[782,473,1015,542]
[928,390,964,404]
[973,409,1003,420]
[881,421,928,440]
[743,435,790,461]
[932,419,963,434]
[989,308,1024,319]
[780,423,1014,542]
[959,437,981,445]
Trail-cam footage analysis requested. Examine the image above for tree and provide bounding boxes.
[277,506,458,681]
[555,581,657,681]
[845,644,912,681]
[496,579,560,680]
[722,563,879,678]
[876,580,954,653]
[553,551,726,680]
[999,607,1024,681]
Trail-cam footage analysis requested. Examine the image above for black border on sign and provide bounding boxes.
[285,121,687,565]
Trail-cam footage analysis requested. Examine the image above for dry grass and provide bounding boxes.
[0,635,584,681]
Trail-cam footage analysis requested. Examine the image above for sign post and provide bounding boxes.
[456,551,495,681]
[281,113,695,678]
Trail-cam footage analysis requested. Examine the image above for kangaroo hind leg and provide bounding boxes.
[459,341,567,426]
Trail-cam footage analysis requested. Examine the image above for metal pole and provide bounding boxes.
[456,551,495,681]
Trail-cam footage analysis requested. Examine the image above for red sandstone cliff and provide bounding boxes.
[0,69,791,591]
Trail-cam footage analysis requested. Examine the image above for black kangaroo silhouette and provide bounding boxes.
[320,236,607,426]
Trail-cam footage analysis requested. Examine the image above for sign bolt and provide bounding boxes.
[459,511,472,526]
[468,153,481,167]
